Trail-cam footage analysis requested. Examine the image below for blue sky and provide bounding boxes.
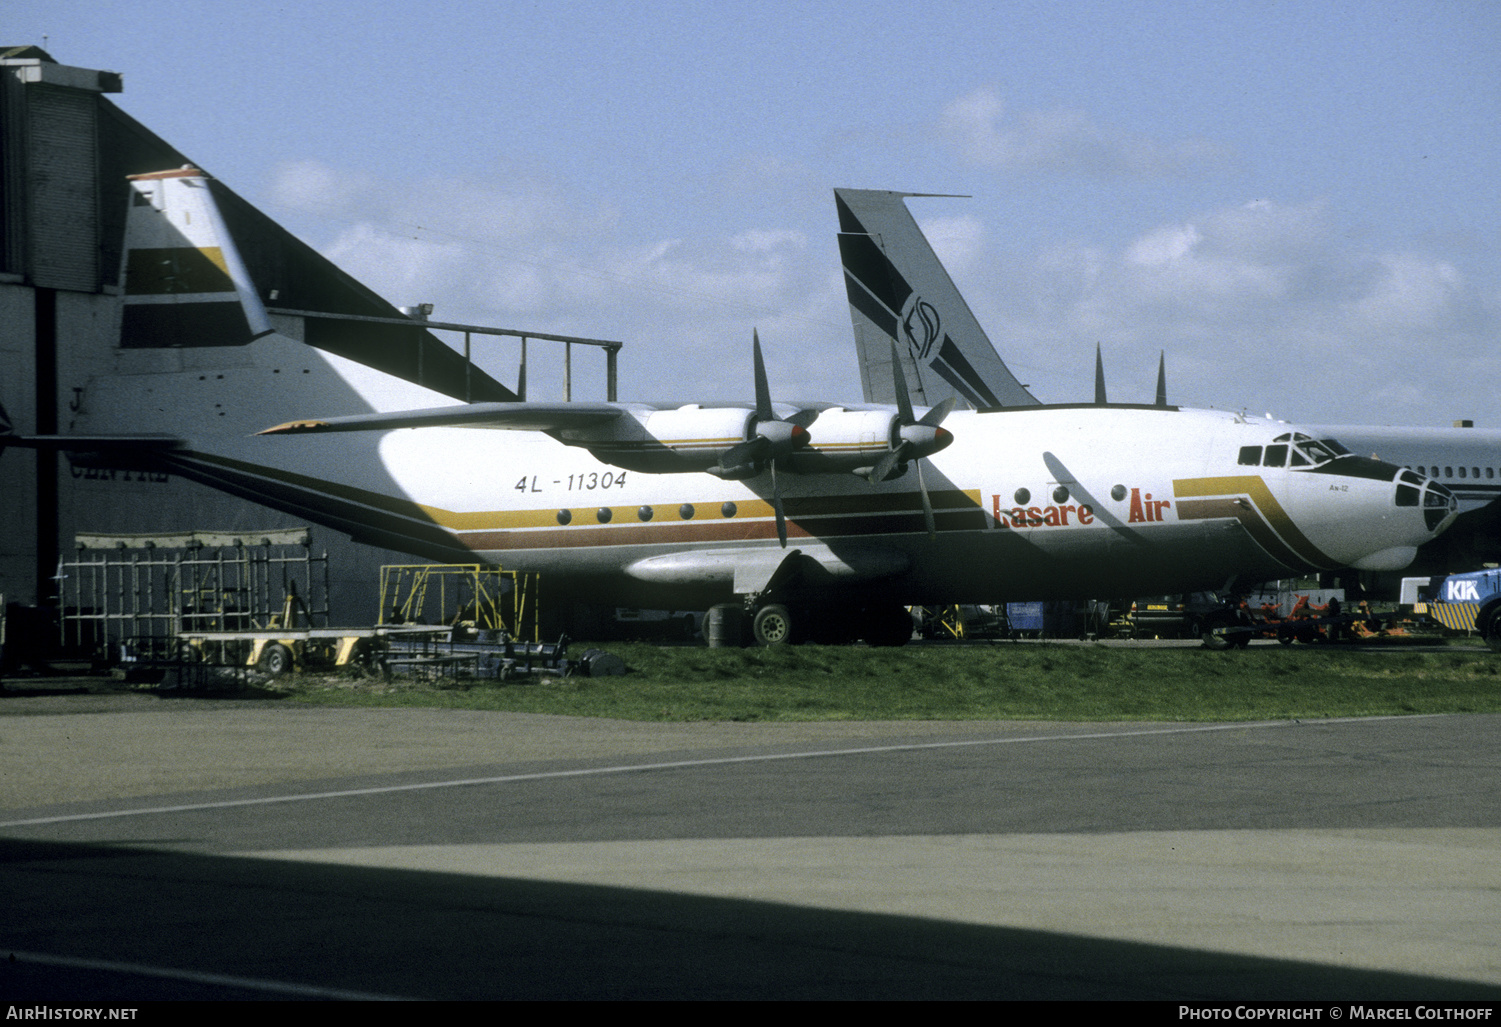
[12,0,1500,424]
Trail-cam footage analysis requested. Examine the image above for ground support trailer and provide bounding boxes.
[1203,592,1399,648]
[1416,569,1501,651]
[379,632,624,681]
[177,624,450,677]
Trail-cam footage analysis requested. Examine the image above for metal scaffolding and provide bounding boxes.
[267,306,623,402]
[378,564,539,642]
[57,528,329,659]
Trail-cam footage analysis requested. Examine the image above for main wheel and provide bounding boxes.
[751,604,795,646]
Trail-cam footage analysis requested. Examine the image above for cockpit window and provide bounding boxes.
[1270,432,1344,468]
[1241,433,1355,469]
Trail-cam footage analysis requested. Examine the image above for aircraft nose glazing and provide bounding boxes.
[1422,479,1458,533]
[1394,467,1458,534]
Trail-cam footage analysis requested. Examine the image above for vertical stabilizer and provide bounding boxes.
[835,189,1038,409]
[121,167,273,348]
[82,166,466,442]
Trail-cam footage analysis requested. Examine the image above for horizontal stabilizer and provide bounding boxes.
[2,434,181,449]
[0,404,182,452]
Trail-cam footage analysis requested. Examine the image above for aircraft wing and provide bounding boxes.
[258,402,626,435]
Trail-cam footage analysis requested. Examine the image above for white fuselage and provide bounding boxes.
[166,405,1453,608]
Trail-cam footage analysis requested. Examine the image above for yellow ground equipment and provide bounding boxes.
[378,564,538,641]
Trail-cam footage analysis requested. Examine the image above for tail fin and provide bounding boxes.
[835,189,1038,410]
[121,167,274,349]
[79,166,468,443]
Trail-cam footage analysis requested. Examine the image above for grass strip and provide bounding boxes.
[272,642,1501,723]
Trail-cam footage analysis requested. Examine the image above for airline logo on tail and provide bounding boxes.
[901,296,941,361]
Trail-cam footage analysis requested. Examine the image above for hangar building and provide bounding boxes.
[0,46,521,634]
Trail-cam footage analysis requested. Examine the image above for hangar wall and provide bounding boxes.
[0,47,513,625]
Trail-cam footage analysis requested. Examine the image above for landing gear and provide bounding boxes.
[751,604,795,646]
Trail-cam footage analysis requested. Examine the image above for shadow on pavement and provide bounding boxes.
[5,837,1498,1001]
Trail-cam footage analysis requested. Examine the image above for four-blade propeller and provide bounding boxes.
[866,341,955,536]
[711,330,810,546]
[718,334,956,545]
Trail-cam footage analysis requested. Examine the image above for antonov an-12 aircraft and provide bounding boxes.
[835,187,1495,574]
[3,169,1459,645]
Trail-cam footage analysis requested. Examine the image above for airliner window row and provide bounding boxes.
[555,502,736,525]
[1236,432,1349,468]
[1406,465,1496,480]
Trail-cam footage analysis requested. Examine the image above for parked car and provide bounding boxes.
[1124,593,1232,639]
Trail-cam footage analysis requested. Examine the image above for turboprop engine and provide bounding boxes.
[559,331,811,479]
[561,403,778,474]
[561,331,812,545]
[786,407,953,477]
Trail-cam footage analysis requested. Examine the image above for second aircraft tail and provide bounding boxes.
[121,167,274,349]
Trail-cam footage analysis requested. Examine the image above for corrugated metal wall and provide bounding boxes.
[0,70,26,275]
[25,85,98,292]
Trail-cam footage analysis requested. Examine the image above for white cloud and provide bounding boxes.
[730,229,805,254]
[269,160,382,218]
[971,198,1498,423]
[1347,254,1465,332]
[1126,224,1201,266]
[261,162,851,403]
[940,86,1233,178]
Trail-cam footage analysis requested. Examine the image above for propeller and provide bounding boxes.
[710,330,809,547]
[1094,342,1107,405]
[868,341,955,536]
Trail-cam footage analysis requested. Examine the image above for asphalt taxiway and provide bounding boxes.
[2,692,1498,1000]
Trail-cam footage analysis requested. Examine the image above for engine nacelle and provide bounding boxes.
[558,404,758,473]
[558,404,947,477]
[784,408,900,474]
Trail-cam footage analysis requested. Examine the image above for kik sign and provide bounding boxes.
[1444,578,1484,602]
